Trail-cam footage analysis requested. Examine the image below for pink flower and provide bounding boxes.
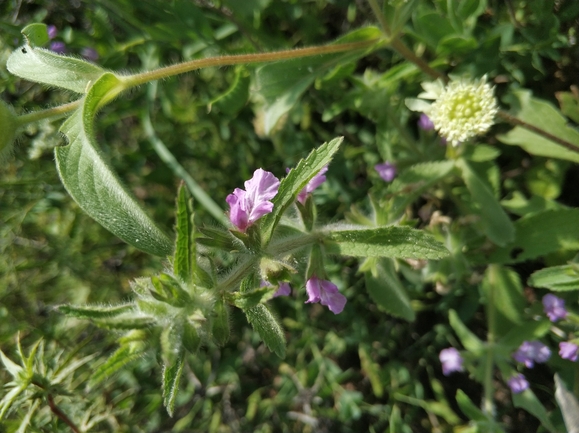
[418,113,435,131]
[513,341,551,368]
[507,374,529,394]
[374,162,396,182]
[559,342,579,361]
[273,282,292,298]
[542,294,567,322]
[305,276,346,314]
[439,348,464,376]
[296,166,328,204]
[226,169,280,232]
[47,25,58,40]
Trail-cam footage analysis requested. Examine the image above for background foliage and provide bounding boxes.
[1,0,579,431]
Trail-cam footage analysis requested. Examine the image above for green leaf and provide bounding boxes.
[498,91,579,163]
[91,312,156,330]
[210,67,250,116]
[556,90,579,124]
[457,159,515,247]
[56,73,173,257]
[212,298,230,346]
[244,304,286,358]
[324,226,449,259]
[197,227,238,250]
[481,265,525,329]
[182,321,201,354]
[488,209,579,263]
[513,389,558,433]
[163,353,186,417]
[384,160,454,219]
[528,264,579,291]
[383,0,419,35]
[0,384,28,420]
[359,344,383,398]
[174,183,196,283]
[7,45,105,93]
[0,100,18,159]
[364,258,415,321]
[254,28,380,135]
[0,349,23,379]
[260,137,342,244]
[555,374,579,433]
[21,23,49,47]
[455,390,487,422]
[498,320,551,348]
[232,286,277,310]
[89,344,145,388]
[448,310,484,354]
[58,303,135,319]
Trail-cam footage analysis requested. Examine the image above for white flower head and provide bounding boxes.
[407,76,499,146]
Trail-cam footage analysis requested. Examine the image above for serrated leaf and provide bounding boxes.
[457,159,514,247]
[528,264,579,291]
[488,209,579,263]
[89,345,145,388]
[21,23,49,47]
[260,137,343,244]
[174,183,196,283]
[254,28,380,135]
[244,304,286,358]
[448,310,484,354]
[364,258,415,321]
[498,90,579,163]
[58,303,135,319]
[163,353,185,417]
[324,225,449,259]
[512,389,557,432]
[56,73,173,257]
[7,45,105,93]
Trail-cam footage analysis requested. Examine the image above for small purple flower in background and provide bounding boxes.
[47,25,58,40]
[507,374,529,394]
[305,276,346,314]
[559,342,579,361]
[513,341,551,368]
[297,165,328,204]
[273,282,292,298]
[543,294,567,322]
[81,47,99,62]
[439,348,464,376]
[374,161,396,182]
[49,41,66,54]
[226,169,280,232]
[418,113,435,131]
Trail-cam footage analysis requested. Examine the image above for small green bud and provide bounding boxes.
[0,100,18,160]
[211,298,230,346]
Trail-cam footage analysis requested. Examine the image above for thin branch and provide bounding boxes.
[47,394,81,433]
[497,110,579,154]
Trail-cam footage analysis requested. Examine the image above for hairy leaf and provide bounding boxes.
[244,304,286,358]
[58,303,135,319]
[174,183,196,283]
[528,264,579,291]
[89,344,145,389]
[163,353,186,417]
[56,73,173,256]
[324,225,449,259]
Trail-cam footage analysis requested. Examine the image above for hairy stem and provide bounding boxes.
[121,39,381,87]
[16,100,81,127]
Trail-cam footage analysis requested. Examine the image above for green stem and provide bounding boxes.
[218,256,258,292]
[497,110,579,155]
[366,0,445,81]
[267,233,319,257]
[121,39,381,87]
[482,265,498,417]
[15,100,81,127]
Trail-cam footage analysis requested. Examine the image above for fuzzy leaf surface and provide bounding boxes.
[528,264,579,291]
[244,304,285,358]
[324,225,449,259]
[56,73,173,257]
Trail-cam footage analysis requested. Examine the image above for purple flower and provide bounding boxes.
[513,341,551,368]
[49,41,66,54]
[418,113,434,131]
[47,25,58,40]
[507,374,529,394]
[439,348,464,376]
[559,342,579,361]
[297,165,328,204]
[374,162,396,182]
[543,294,567,322]
[305,276,346,314]
[81,47,99,62]
[226,169,280,232]
[273,282,292,298]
